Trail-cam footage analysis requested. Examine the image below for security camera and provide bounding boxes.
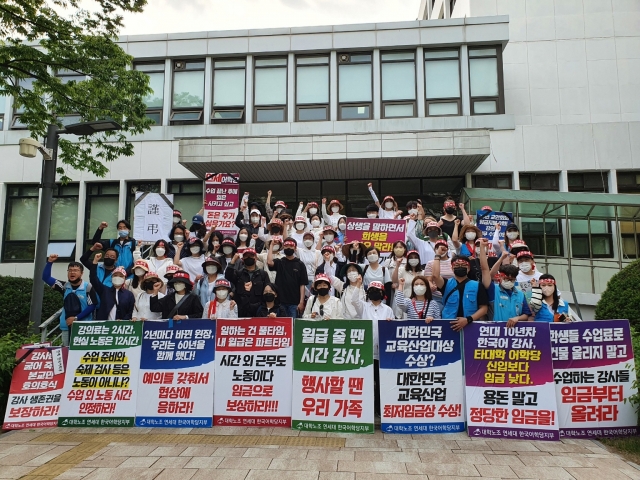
[19,138,52,160]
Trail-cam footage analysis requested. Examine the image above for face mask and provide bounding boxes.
[541,286,555,297]
[338,223,346,231]
[263,293,276,303]
[223,246,233,255]
[465,232,476,241]
[385,202,393,209]
[134,268,145,277]
[239,234,249,242]
[271,244,281,253]
[276,207,283,213]
[174,235,184,242]
[213,241,220,246]
[325,254,334,263]
[368,289,382,301]
[367,254,379,264]
[111,276,125,287]
[103,257,116,267]
[296,223,305,231]
[501,280,515,290]
[155,248,166,257]
[331,206,340,213]
[347,272,359,282]
[118,229,129,238]
[309,208,318,215]
[316,287,330,297]
[173,216,181,224]
[251,216,259,224]
[409,208,418,216]
[519,262,532,273]
[507,231,519,240]
[244,257,255,267]
[284,248,295,257]
[427,230,438,239]
[367,213,377,219]
[394,247,405,257]
[173,282,186,292]
[324,234,334,243]
[206,265,218,274]
[311,220,320,227]
[414,285,427,296]
[445,207,456,214]
[303,239,314,248]
[190,246,201,255]
[216,290,229,300]
[408,258,420,267]
[453,267,468,278]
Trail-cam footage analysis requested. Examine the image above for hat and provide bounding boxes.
[307,202,319,209]
[434,238,448,249]
[368,281,384,291]
[425,221,441,232]
[221,238,237,251]
[506,223,519,231]
[274,200,287,208]
[313,274,331,288]
[112,267,127,277]
[168,271,192,289]
[510,240,529,255]
[164,265,180,278]
[192,214,204,224]
[303,231,315,239]
[214,278,232,290]
[202,257,222,269]
[283,238,297,247]
[279,213,293,222]
[133,259,149,272]
[173,210,182,217]
[366,203,379,213]
[406,249,421,258]
[250,209,261,216]
[328,199,343,209]
[243,248,257,256]
[516,250,534,260]
[321,245,335,255]
[323,225,336,235]
[295,216,306,224]
[188,237,204,251]
[382,196,395,204]
[144,271,161,282]
[269,218,283,227]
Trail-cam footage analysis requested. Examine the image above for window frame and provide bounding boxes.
[518,173,560,192]
[211,58,247,124]
[337,52,373,121]
[380,50,417,119]
[2,184,39,262]
[84,182,120,251]
[253,56,288,123]
[134,61,166,126]
[125,181,162,224]
[48,183,80,260]
[11,77,35,130]
[471,174,512,189]
[468,46,505,116]
[295,54,330,122]
[424,48,462,117]
[170,59,206,126]
[567,172,609,193]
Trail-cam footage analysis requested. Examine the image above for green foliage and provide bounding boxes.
[595,259,640,328]
[0,331,40,420]
[0,275,63,337]
[0,0,152,182]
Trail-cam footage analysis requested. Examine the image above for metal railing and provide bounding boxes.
[40,308,63,344]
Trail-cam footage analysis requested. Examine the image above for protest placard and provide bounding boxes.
[58,321,142,428]
[214,318,293,427]
[378,321,464,434]
[205,173,240,238]
[136,319,215,428]
[345,217,406,255]
[551,320,639,438]
[464,323,559,441]
[133,192,174,243]
[3,347,68,430]
[292,319,375,433]
[475,210,513,241]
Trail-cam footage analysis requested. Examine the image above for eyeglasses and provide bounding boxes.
[67,268,82,273]
[319,305,324,317]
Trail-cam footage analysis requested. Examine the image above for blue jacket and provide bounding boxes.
[535,299,569,322]
[441,277,479,319]
[42,262,96,331]
[491,284,529,321]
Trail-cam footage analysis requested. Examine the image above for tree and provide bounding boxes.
[595,259,640,327]
[0,0,153,182]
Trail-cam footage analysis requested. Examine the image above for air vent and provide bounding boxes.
[339,54,350,63]
[174,61,186,70]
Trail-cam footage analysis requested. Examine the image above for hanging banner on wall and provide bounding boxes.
[464,323,560,441]
[133,192,174,243]
[345,218,406,256]
[378,321,465,434]
[475,210,513,241]
[214,318,293,427]
[3,347,68,430]
[551,320,639,438]
[205,173,240,238]
[136,319,215,428]
[292,319,375,434]
[58,321,142,428]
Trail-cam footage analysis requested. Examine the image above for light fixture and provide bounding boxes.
[64,120,122,136]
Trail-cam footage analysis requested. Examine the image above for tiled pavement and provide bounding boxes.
[0,427,638,480]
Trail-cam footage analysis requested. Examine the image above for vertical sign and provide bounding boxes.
[345,218,406,256]
[205,173,240,238]
[58,321,142,428]
[133,192,174,242]
[475,211,513,241]
[464,323,559,441]
[136,320,216,428]
[214,318,293,427]
[3,347,68,430]
[551,320,639,438]
[292,320,375,433]
[378,321,464,434]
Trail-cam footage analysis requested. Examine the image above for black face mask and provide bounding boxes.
[368,289,383,301]
[103,257,116,267]
[244,257,255,267]
[453,267,468,278]
[316,287,330,297]
[284,248,295,257]
[445,207,456,214]
[263,293,276,303]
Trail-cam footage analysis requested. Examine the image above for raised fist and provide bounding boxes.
[99,222,108,230]
[47,254,58,263]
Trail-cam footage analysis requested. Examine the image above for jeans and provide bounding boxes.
[281,303,299,319]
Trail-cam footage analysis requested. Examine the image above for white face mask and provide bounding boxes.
[385,201,393,209]
[173,282,186,292]
[324,234,334,243]
[223,246,233,255]
[311,220,320,227]
[239,234,248,242]
[206,265,218,274]
[309,208,318,215]
[331,206,340,213]
[250,216,259,224]
[134,268,145,277]
[408,258,420,267]
[296,223,305,231]
[174,235,184,242]
[506,231,519,240]
[190,246,201,255]
[303,239,314,248]
[216,290,229,300]
[111,276,125,287]
[272,244,280,252]
[347,271,359,282]
[173,216,181,223]
[413,285,427,296]
[367,213,377,219]
[519,262,532,273]
[408,208,418,216]
[541,286,555,297]
[465,232,477,241]
[155,248,165,257]
[367,254,379,264]
[338,223,346,231]
[501,280,515,290]
[213,241,220,246]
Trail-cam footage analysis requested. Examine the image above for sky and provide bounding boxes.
[119,0,422,36]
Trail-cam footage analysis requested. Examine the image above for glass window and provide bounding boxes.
[134,62,165,125]
[126,182,161,225]
[171,60,205,125]
[468,47,503,115]
[168,181,203,221]
[212,59,246,124]
[296,55,329,121]
[568,172,608,193]
[519,173,560,191]
[85,183,119,250]
[0,95,5,130]
[254,57,287,123]
[425,49,460,116]
[472,174,512,189]
[338,52,372,120]
[381,51,416,118]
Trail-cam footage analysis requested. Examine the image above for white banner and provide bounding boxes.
[133,192,174,243]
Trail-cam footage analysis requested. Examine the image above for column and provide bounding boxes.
[245,55,253,124]
[330,51,338,121]
[203,57,213,125]
[118,179,126,220]
[416,47,426,117]
[75,181,86,261]
[460,45,471,116]
[288,53,295,123]
[373,49,381,120]
[162,59,172,127]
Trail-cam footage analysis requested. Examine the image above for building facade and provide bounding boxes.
[0,0,639,317]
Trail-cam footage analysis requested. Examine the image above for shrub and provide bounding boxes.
[595,259,640,328]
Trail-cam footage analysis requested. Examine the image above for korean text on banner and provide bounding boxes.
[205,173,240,238]
[346,218,406,256]
[214,318,293,427]
[292,319,375,434]
[475,211,513,241]
[551,320,639,438]
[3,347,68,430]
[136,319,215,428]
[378,321,464,434]
[133,192,174,243]
[464,323,559,441]
[58,321,142,428]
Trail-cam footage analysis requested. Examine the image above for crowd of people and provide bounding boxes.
[43,186,570,348]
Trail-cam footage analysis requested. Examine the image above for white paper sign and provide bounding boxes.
[133,192,174,243]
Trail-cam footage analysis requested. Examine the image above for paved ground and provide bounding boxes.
[0,427,638,480]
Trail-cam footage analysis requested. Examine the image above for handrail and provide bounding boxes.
[39,308,63,329]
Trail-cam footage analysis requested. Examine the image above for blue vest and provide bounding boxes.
[110,239,135,271]
[59,282,91,331]
[492,284,526,321]
[96,264,113,288]
[441,278,479,319]
[535,299,569,322]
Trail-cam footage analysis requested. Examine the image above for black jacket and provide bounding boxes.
[150,292,204,318]
[225,266,269,317]
[235,210,266,253]
[255,304,288,317]
[89,270,135,320]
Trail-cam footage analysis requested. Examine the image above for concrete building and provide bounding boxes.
[1,0,639,317]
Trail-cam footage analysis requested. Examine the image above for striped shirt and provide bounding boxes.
[394,291,441,320]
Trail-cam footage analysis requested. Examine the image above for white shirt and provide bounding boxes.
[378,208,396,219]
[204,299,238,319]
[351,289,394,360]
[516,270,542,302]
[180,255,205,282]
[331,278,366,320]
[361,263,391,287]
[146,257,174,283]
[298,247,323,281]
[303,295,344,320]
[135,291,165,320]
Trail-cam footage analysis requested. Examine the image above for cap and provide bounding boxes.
[214,278,232,290]
[270,218,283,226]
[313,274,331,288]
[173,210,182,217]
[382,196,395,203]
[295,216,306,223]
[202,257,222,268]
[406,249,421,258]
[243,248,257,256]
[274,200,287,208]
[517,250,534,260]
[340,262,363,278]
[328,199,343,208]
[369,281,384,290]
[321,245,335,255]
[144,271,161,282]
[168,271,192,287]
[133,260,149,272]
[250,209,261,216]
[506,223,519,231]
[164,265,180,278]
[307,201,319,208]
[323,225,336,234]
[303,231,315,239]
[112,267,127,277]
[425,221,440,231]
[192,214,204,224]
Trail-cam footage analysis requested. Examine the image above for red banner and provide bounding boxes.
[204,173,240,238]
